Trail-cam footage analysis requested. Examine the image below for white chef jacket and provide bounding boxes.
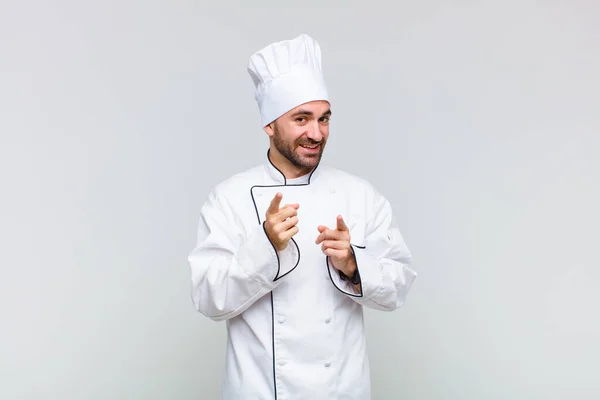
[188,150,417,400]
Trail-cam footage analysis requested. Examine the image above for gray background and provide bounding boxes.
[1,0,599,399]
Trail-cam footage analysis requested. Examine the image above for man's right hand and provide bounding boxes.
[264,192,299,251]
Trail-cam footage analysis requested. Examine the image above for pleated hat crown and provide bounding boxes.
[247,34,329,127]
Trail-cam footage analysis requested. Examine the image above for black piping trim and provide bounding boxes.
[250,190,302,281]
[249,149,322,400]
[326,244,364,298]
[270,292,277,399]
[262,221,282,278]
[261,221,301,281]
[250,188,262,226]
[265,148,320,185]
[274,238,300,281]
[267,148,287,185]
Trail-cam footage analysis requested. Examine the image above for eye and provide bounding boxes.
[295,117,307,123]
[319,116,330,123]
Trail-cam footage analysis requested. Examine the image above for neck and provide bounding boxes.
[268,147,312,179]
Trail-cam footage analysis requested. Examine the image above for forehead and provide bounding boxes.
[286,100,331,115]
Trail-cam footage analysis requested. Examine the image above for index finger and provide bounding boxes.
[267,192,283,214]
[336,215,349,232]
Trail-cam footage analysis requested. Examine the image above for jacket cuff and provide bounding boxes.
[236,222,301,286]
[349,245,384,299]
[274,238,300,281]
[326,244,384,298]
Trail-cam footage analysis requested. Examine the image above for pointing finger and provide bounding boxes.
[267,192,283,214]
[336,215,349,232]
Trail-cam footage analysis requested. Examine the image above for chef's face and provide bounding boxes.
[265,100,331,172]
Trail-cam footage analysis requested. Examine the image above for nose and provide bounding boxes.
[306,120,323,142]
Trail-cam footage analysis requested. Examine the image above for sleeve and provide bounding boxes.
[327,190,417,311]
[188,189,300,321]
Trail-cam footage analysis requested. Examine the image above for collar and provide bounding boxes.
[264,149,322,185]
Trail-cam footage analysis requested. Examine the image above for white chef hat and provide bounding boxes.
[247,33,329,127]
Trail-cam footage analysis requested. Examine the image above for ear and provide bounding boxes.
[263,122,275,138]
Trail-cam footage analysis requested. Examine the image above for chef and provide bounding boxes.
[188,33,417,400]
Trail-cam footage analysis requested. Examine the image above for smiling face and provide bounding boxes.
[264,100,332,179]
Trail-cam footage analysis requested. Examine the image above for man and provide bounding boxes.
[188,34,417,400]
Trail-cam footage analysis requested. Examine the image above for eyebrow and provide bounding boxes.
[290,109,332,118]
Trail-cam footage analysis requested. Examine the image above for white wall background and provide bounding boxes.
[1,0,599,399]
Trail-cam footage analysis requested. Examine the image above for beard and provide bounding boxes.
[272,124,325,170]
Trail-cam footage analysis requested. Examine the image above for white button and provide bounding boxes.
[325,362,331,368]
[278,316,285,323]
[278,359,286,366]
[325,317,331,324]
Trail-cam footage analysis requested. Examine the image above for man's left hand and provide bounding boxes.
[315,215,357,278]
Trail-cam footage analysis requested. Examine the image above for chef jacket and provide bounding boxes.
[188,150,417,399]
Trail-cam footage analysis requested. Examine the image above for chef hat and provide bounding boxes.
[247,33,329,127]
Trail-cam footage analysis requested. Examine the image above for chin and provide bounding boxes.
[300,155,321,167]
